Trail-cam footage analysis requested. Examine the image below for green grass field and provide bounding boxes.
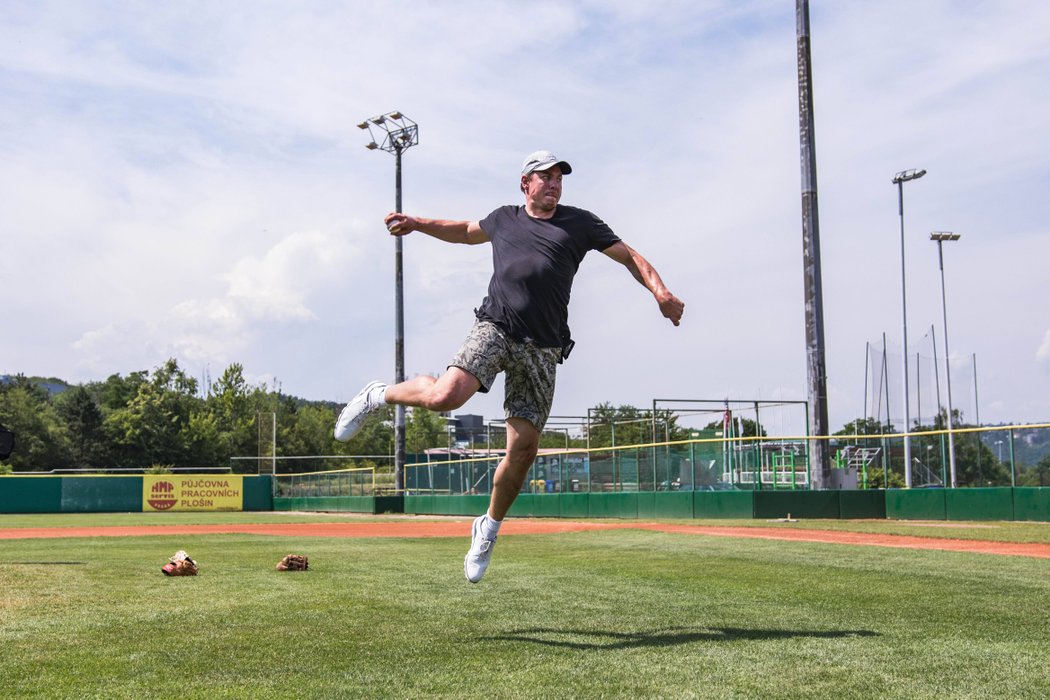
[2,514,1049,699]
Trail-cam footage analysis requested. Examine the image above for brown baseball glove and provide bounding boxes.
[276,554,309,571]
[161,550,199,576]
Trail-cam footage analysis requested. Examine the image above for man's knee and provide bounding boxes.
[425,369,479,412]
[427,385,467,412]
[505,420,540,466]
[493,451,535,492]
[506,445,538,471]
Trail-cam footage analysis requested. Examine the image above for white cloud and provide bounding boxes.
[1038,330,1050,366]
[3,1,1049,427]
[66,228,370,381]
[218,230,356,322]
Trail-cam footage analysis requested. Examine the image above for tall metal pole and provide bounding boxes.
[972,354,980,426]
[915,351,921,427]
[357,111,419,493]
[897,179,913,486]
[931,231,960,487]
[882,332,891,430]
[393,146,406,492]
[931,324,941,420]
[892,167,926,487]
[973,353,981,482]
[862,342,870,432]
[796,0,830,489]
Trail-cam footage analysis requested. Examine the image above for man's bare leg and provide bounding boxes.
[384,367,481,413]
[487,417,540,521]
[464,417,540,582]
[336,368,480,443]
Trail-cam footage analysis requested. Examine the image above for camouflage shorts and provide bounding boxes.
[449,320,560,431]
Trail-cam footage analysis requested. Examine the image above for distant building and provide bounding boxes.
[453,414,485,444]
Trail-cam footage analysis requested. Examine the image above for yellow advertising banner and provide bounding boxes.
[143,475,244,512]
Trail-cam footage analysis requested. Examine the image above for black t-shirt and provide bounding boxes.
[476,204,621,348]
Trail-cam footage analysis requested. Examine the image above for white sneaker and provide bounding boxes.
[464,514,496,583]
[333,381,386,442]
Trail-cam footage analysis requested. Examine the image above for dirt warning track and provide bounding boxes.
[1,519,1048,559]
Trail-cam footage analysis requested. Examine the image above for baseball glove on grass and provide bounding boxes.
[161,550,199,576]
[276,554,309,571]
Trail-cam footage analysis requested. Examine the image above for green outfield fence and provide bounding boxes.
[0,475,273,513]
[2,424,1048,520]
[270,423,1050,520]
[1,473,1046,520]
[398,423,1050,494]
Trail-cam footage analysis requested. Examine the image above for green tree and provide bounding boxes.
[835,417,893,436]
[587,403,684,448]
[0,375,72,470]
[104,359,201,466]
[539,428,578,450]
[97,371,148,412]
[917,409,1008,487]
[185,410,224,466]
[53,385,108,468]
[1023,453,1050,487]
[406,406,448,455]
[277,400,339,468]
[703,416,768,438]
[207,363,267,459]
[862,464,906,489]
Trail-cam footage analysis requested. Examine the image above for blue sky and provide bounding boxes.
[2,1,1048,434]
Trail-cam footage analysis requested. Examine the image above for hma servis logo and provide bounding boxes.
[148,480,177,510]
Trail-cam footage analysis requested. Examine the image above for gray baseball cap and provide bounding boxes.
[521,150,572,176]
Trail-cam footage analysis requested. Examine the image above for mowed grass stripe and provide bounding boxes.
[2,528,1049,699]
[2,512,1050,549]
[2,512,1050,545]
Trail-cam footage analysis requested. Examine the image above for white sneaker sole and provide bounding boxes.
[334,380,384,442]
[464,515,495,583]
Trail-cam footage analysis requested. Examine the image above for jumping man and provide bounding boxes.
[335,150,685,583]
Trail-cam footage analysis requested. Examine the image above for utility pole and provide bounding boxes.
[796,0,830,488]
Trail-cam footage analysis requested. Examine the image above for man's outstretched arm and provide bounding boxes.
[602,241,685,326]
[383,213,490,245]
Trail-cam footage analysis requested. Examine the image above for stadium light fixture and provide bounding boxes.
[359,111,420,493]
[931,231,961,487]
[893,167,926,488]
[358,112,419,156]
[892,168,927,184]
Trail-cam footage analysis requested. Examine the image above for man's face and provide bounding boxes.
[522,165,563,213]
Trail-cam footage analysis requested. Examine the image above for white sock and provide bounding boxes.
[481,514,502,540]
[371,384,388,405]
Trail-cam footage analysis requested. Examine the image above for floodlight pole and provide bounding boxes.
[931,231,961,487]
[358,111,419,492]
[892,167,926,488]
[392,143,406,491]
